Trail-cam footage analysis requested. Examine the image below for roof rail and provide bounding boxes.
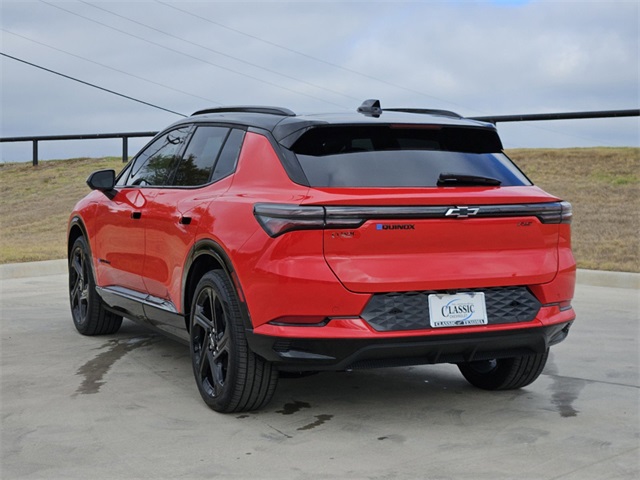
[191,106,296,117]
[385,108,462,119]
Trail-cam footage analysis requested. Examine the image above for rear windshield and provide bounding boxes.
[290,125,531,187]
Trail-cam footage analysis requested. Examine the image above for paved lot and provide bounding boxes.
[1,270,638,479]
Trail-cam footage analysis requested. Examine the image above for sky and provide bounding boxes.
[1,0,639,162]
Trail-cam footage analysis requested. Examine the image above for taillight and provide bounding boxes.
[536,201,573,224]
[253,204,324,237]
[254,203,367,237]
[560,201,573,224]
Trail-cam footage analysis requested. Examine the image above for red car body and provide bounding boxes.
[68,102,575,412]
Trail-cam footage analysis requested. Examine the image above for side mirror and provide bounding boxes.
[86,169,116,191]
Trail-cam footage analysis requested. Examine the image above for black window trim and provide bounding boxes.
[116,125,194,188]
[116,122,248,190]
[208,127,246,185]
[172,123,246,189]
[171,125,232,188]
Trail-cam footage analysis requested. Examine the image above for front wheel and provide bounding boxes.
[189,270,278,413]
[457,349,549,390]
[69,236,122,335]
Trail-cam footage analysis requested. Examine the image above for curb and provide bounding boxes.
[0,259,67,281]
[576,269,640,290]
[1,259,638,289]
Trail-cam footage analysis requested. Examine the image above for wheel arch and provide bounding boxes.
[68,216,88,257]
[182,239,252,331]
[68,216,98,281]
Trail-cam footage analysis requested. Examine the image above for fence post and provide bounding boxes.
[32,140,38,166]
[122,136,128,163]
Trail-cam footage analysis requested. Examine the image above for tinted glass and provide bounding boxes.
[211,129,245,182]
[115,162,132,186]
[126,127,190,186]
[174,126,229,186]
[291,126,531,187]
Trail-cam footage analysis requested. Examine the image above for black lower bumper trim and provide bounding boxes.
[246,322,573,372]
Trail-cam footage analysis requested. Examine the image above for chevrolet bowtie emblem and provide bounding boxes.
[445,206,480,218]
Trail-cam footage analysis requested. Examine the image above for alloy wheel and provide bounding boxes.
[192,286,230,399]
[69,245,89,326]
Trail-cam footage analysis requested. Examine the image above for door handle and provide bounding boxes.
[131,212,142,220]
[179,216,192,225]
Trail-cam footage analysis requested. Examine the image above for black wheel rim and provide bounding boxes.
[192,286,230,399]
[69,246,89,325]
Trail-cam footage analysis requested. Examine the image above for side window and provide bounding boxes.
[211,129,245,182]
[125,127,190,186]
[115,162,133,186]
[173,126,229,186]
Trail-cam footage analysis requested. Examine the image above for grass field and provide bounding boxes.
[1,148,638,272]
[508,148,639,272]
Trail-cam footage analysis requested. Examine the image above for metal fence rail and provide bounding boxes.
[470,109,640,124]
[1,109,639,166]
[0,131,158,166]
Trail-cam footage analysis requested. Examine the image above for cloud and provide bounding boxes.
[1,0,638,161]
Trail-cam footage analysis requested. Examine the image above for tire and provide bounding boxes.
[457,349,549,390]
[68,236,122,335]
[189,270,278,413]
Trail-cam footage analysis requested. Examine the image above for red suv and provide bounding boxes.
[68,100,576,412]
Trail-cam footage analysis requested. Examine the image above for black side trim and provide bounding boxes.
[95,286,188,344]
[97,285,178,313]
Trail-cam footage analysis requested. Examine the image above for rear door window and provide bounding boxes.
[173,126,229,186]
[170,127,245,187]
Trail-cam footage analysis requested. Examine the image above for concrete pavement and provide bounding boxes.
[1,267,638,479]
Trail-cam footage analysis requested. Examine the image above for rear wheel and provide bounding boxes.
[457,349,549,390]
[190,270,278,413]
[69,236,122,335]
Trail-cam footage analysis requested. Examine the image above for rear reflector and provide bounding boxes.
[268,316,329,327]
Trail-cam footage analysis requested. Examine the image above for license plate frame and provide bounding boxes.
[428,292,488,328]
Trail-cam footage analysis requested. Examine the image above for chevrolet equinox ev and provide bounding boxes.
[68,100,576,412]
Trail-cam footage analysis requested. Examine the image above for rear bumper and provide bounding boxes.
[246,319,573,372]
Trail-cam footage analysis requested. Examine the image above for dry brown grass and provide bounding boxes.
[0,157,124,263]
[507,148,639,273]
[1,149,638,271]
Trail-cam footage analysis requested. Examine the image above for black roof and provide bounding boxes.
[167,101,496,148]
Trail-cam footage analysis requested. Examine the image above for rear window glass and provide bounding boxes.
[290,126,531,187]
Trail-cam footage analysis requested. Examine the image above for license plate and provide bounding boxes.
[428,292,488,328]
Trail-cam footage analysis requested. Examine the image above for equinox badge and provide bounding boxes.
[445,206,480,218]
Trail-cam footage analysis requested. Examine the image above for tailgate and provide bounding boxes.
[321,202,564,293]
